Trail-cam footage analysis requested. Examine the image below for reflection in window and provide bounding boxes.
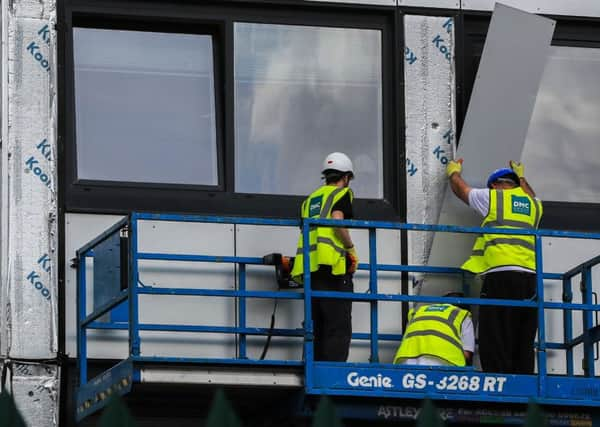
[73,28,218,185]
[234,23,383,198]
[523,46,600,203]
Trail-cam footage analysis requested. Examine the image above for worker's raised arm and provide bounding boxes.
[509,160,536,198]
[447,159,472,205]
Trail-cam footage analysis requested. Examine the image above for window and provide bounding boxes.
[234,23,383,198]
[523,46,600,203]
[73,28,218,186]
[62,4,398,219]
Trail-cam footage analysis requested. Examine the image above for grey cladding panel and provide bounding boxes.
[459,3,555,186]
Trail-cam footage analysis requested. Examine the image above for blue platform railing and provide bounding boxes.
[75,212,600,420]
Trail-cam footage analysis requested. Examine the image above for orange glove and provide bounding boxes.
[346,246,359,274]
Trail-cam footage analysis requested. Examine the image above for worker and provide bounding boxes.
[393,292,474,367]
[446,159,542,374]
[290,152,359,362]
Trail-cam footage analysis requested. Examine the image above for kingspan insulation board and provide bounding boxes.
[420,4,555,296]
[1,2,58,358]
[404,14,456,285]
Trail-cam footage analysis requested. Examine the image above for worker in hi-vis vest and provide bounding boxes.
[394,292,474,367]
[446,159,543,374]
[290,152,359,361]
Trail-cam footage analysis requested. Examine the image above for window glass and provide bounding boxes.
[73,28,218,185]
[523,46,600,203]
[234,23,383,198]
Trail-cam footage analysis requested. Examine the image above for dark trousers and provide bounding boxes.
[478,271,538,374]
[311,267,353,362]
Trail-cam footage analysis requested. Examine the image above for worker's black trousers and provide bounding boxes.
[311,267,353,362]
[478,271,537,374]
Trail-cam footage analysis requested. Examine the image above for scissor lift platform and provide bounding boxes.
[75,213,600,422]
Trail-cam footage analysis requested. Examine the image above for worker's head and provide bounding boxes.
[322,152,354,186]
[487,167,519,189]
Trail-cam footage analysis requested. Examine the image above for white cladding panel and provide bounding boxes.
[462,0,600,18]
[542,238,600,374]
[422,4,555,297]
[66,215,403,363]
[308,0,397,5]
[237,225,403,363]
[65,213,237,359]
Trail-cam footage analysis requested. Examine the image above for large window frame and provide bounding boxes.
[59,0,403,221]
[458,13,600,231]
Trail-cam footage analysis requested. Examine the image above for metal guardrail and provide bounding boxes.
[75,212,600,420]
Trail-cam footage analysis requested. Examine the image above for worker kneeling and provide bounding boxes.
[393,292,474,367]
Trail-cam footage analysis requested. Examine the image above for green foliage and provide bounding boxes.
[312,396,343,427]
[524,401,548,427]
[416,399,446,427]
[205,388,242,427]
[98,395,137,427]
[0,390,26,427]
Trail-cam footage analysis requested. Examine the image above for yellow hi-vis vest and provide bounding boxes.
[290,185,353,281]
[461,187,543,274]
[394,304,470,366]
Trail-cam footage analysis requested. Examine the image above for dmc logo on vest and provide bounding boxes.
[511,195,530,215]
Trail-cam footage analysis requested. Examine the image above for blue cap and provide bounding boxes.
[487,168,519,188]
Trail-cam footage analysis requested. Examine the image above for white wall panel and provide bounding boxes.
[308,0,396,6]
[65,213,237,359]
[463,0,600,18]
[399,0,459,8]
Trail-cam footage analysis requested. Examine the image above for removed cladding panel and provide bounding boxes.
[404,15,456,278]
[10,362,59,427]
[462,0,600,18]
[420,4,555,296]
[2,14,57,358]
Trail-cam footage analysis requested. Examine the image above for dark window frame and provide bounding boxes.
[458,12,600,231]
[59,0,403,221]
[70,18,225,191]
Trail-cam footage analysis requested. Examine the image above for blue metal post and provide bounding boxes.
[302,221,314,390]
[238,263,247,359]
[368,228,379,363]
[562,276,574,375]
[77,252,88,386]
[535,235,547,398]
[128,214,141,357]
[583,265,595,376]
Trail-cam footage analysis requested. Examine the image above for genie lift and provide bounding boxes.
[75,212,600,424]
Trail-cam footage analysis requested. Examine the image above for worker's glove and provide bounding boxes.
[446,159,463,177]
[510,160,524,179]
[346,246,359,274]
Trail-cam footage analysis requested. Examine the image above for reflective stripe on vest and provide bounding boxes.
[461,188,542,274]
[290,185,352,280]
[393,304,469,366]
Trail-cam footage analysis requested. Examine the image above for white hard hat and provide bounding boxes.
[322,152,354,177]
